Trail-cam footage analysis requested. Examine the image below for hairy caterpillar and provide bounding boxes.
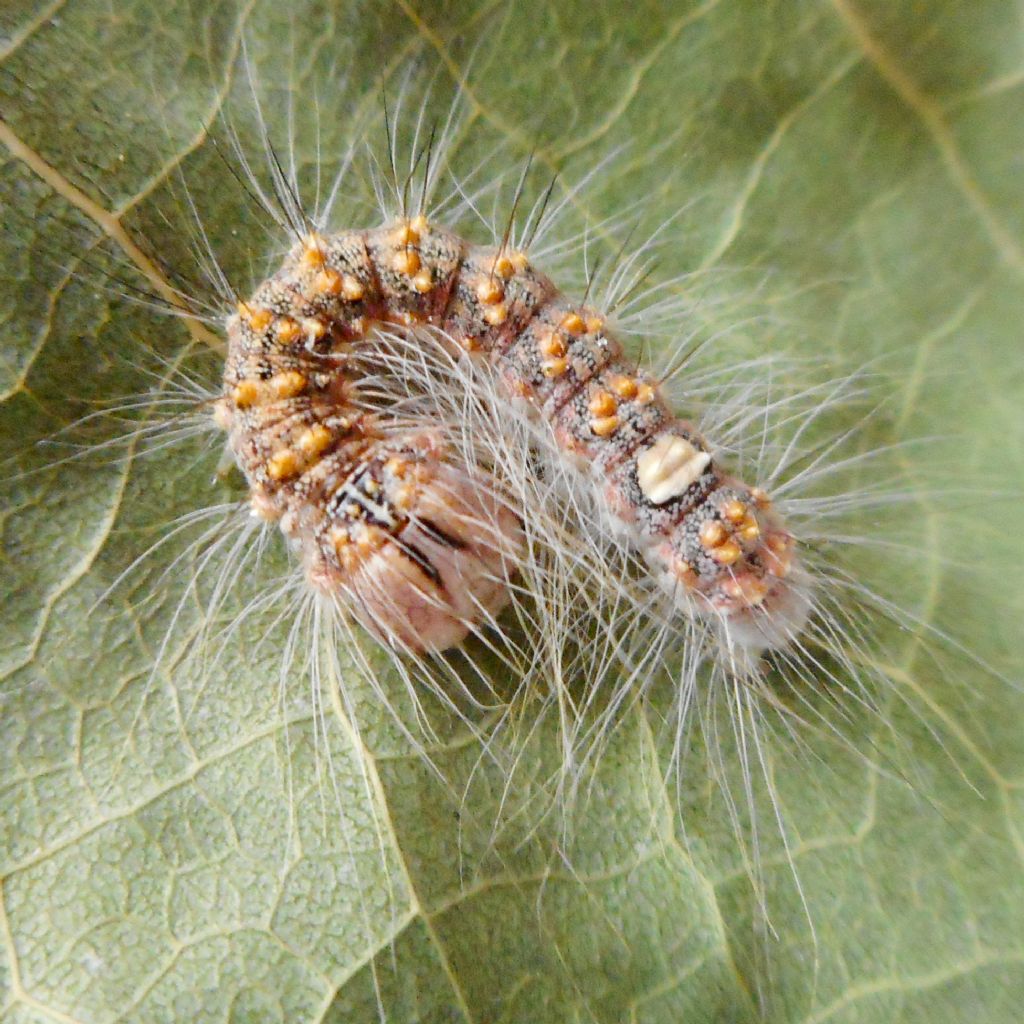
[8,65,990,863]
[14,70,989,906]
[5,18,1022,1022]
[221,212,806,660]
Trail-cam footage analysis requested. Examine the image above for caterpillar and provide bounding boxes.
[9,70,982,854]
[219,213,807,660]
[121,95,964,901]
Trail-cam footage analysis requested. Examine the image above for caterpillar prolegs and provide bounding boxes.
[220,216,808,657]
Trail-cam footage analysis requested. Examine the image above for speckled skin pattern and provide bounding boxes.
[215,217,803,652]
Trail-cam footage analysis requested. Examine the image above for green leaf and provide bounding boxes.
[2,2,1023,1022]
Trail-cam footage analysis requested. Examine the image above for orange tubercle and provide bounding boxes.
[297,424,333,457]
[483,303,508,326]
[699,520,728,548]
[315,268,343,295]
[300,235,327,268]
[738,518,761,542]
[540,332,566,358]
[711,540,742,565]
[587,390,617,418]
[275,318,302,345]
[476,278,503,304]
[609,375,638,399]
[560,312,585,335]
[590,415,620,438]
[232,380,259,408]
[393,249,420,275]
[269,370,307,399]
[492,255,515,279]
[303,317,328,342]
[722,500,747,525]
[267,448,300,481]
[720,573,769,606]
[341,275,366,301]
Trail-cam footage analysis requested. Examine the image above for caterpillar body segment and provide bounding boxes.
[216,217,808,655]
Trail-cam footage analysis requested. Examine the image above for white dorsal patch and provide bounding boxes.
[635,434,711,505]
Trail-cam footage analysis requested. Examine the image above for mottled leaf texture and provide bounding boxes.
[2,2,1023,1023]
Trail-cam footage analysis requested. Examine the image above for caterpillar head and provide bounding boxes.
[305,431,523,653]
